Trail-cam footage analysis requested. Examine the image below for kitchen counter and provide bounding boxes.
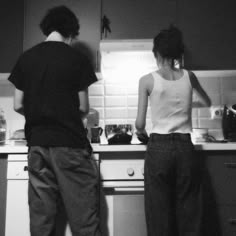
[0,142,236,155]
[0,141,236,236]
[93,142,236,151]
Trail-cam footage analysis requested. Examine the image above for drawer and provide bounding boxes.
[7,161,28,180]
[100,159,144,180]
[8,154,28,161]
[203,205,236,236]
[203,154,236,205]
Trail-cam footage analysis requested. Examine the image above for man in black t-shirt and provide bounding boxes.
[8,6,101,236]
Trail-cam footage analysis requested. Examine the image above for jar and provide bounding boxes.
[86,108,99,140]
[0,109,6,145]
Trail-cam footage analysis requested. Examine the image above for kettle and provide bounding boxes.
[222,104,236,141]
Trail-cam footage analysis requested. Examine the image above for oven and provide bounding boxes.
[99,153,147,236]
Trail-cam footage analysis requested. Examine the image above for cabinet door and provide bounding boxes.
[203,153,236,205]
[5,165,72,236]
[178,0,236,70]
[202,205,236,236]
[102,0,176,39]
[0,1,24,72]
[0,157,7,236]
[5,180,30,236]
[24,0,101,70]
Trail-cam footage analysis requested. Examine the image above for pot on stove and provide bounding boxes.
[105,124,133,144]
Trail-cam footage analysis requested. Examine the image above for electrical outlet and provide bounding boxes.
[211,106,223,119]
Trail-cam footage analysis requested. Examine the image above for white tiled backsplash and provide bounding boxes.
[1,70,236,140]
[90,70,236,140]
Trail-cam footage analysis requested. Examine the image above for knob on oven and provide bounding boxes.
[127,168,135,176]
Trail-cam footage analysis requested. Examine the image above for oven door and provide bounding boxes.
[100,181,147,236]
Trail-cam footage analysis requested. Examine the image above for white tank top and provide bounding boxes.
[149,69,193,134]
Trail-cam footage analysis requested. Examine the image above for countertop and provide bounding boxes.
[0,142,236,154]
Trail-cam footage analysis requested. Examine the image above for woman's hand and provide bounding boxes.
[136,130,149,144]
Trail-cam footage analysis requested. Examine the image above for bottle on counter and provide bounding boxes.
[0,108,7,145]
[86,108,99,141]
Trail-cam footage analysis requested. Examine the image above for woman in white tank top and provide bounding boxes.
[135,25,211,236]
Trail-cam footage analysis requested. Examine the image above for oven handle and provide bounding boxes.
[114,187,144,192]
[102,180,144,188]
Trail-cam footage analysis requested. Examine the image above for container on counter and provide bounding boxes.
[86,108,100,141]
[0,108,7,145]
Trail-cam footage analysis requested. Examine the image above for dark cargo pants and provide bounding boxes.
[144,133,203,236]
[27,146,101,236]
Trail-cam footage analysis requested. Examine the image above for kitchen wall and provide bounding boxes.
[1,71,236,140]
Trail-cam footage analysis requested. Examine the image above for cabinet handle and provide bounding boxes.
[24,166,28,171]
[224,163,236,168]
[228,219,236,225]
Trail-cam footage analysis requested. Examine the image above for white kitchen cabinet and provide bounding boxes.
[5,179,30,236]
[5,153,100,236]
[5,155,72,236]
[0,155,7,236]
[5,156,29,236]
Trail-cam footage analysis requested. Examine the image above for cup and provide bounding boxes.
[90,126,103,143]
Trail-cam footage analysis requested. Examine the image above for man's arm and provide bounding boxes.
[13,88,24,115]
[78,88,90,119]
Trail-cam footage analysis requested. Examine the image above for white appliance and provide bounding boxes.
[100,157,146,236]
[5,153,99,236]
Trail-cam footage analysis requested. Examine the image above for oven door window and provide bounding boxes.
[100,183,147,236]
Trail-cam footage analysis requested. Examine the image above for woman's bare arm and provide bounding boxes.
[189,71,211,107]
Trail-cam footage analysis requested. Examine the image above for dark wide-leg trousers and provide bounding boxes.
[27,146,101,236]
[144,133,203,236]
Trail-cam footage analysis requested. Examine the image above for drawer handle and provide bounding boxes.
[224,163,236,168]
[228,219,236,225]
[24,166,28,171]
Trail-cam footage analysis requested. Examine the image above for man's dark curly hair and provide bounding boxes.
[152,25,184,61]
[40,5,80,38]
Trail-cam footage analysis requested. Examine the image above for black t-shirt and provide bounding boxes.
[8,41,97,148]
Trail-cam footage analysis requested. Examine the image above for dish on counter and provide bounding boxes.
[105,124,133,144]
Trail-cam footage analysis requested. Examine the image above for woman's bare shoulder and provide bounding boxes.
[140,73,153,84]
[139,73,154,94]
